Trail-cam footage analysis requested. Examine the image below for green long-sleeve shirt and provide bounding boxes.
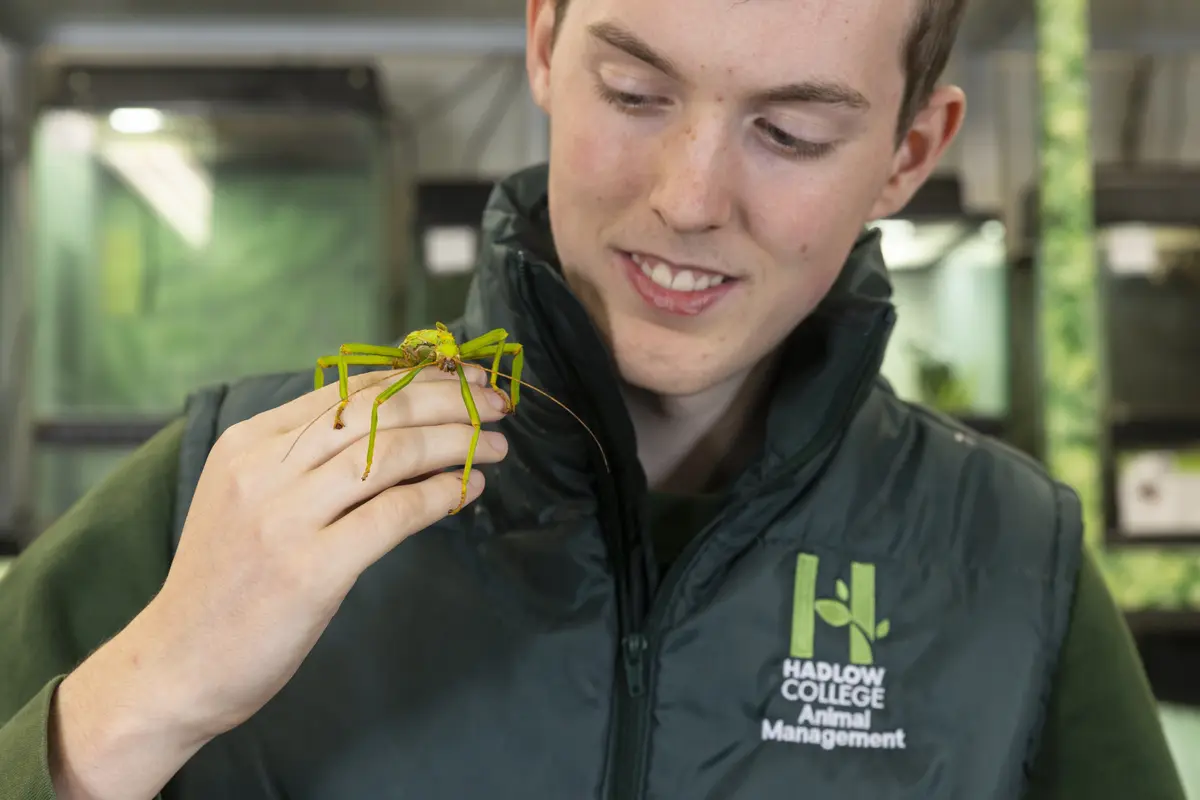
[0,419,1187,799]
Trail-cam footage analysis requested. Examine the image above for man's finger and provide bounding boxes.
[286,422,507,529]
[260,363,466,434]
[278,378,509,474]
[319,469,485,573]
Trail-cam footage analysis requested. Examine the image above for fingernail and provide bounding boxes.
[485,432,508,455]
[486,391,508,412]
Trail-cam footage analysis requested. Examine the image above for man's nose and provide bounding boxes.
[648,118,735,234]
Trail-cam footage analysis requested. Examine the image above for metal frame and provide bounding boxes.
[1023,166,1200,237]
[37,62,388,113]
[33,418,175,447]
[0,37,31,552]
[40,19,528,59]
[1003,24,1200,54]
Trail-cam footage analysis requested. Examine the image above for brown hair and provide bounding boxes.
[551,0,967,141]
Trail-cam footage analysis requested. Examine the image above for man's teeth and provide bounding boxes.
[630,253,726,292]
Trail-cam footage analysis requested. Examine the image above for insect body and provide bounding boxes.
[312,322,605,514]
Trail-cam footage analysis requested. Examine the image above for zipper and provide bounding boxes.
[622,633,648,696]
[609,307,895,800]
[514,251,654,795]
[513,252,652,789]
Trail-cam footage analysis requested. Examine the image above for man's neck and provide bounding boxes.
[621,353,781,494]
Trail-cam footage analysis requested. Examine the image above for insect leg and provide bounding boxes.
[452,363,484,515]
[460,335,523,413]
[361,358,434,480]
[315,352,408,428]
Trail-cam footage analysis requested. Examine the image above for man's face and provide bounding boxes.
[526,0,963,398]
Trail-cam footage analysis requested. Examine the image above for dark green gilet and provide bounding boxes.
[168,164,1082,799]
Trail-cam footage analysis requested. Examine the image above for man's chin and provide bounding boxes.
[612,354,725,400]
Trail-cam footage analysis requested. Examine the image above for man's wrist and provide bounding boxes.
[48,607,211,800]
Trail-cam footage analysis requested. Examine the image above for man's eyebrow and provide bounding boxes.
[755,81,871,111]
[587,20,871,112]
[587,21,682,81]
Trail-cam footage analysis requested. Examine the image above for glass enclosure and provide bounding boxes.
[872,216,1010,421]
[30,105,390,531]
[1100,223,1200,421]
[1099,222,1200,541]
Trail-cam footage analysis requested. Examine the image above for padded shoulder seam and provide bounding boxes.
[173,382,229,544]
[1017,482,1086,793]
[865,386,1085,572]
[880,388,1060,487]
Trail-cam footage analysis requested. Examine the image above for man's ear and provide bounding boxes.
[869,85,966,219]
[526,0,558,113]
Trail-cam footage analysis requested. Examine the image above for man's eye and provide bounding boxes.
[595,82,662,112]
[755,119,835,160]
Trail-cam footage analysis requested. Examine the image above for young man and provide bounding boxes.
[0,0,1186,797]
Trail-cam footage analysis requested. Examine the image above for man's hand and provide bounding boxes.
[49,366,510,800]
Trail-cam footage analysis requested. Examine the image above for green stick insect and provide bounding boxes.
[299,322,608,514]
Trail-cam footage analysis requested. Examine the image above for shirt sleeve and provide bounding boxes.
[1022,545,1187,800]
[0,419,185,798]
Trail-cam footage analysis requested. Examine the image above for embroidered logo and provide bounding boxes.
[791,553,889,665]
[761,552,907,750]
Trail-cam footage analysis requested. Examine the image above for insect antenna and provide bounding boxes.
[282,365,423,464]
[458,360,610,473]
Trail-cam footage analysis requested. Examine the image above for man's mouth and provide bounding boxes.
[618,250,739,317]
[625,251,735,293]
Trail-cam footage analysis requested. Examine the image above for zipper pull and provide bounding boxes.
[622,633,648,697]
